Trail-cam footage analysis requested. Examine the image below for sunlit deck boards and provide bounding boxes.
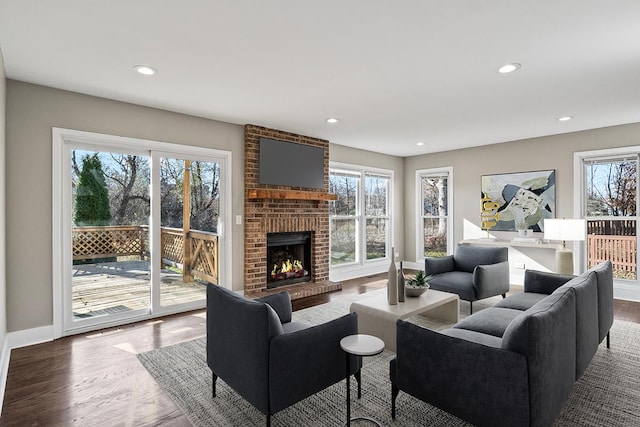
[72,260,206,318]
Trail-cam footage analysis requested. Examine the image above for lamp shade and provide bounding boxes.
[544,218,587,242]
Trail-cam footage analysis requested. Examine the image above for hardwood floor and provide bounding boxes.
[2,274,638,426]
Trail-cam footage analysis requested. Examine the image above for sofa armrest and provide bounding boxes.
[524,269,574,295]
[473,261,510,299]
[393,320,530,427]
[256,291,292,323]
[425,255,455,275]
[268,312,361,414]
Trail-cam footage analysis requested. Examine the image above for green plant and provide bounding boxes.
[74,154,111,226]
[407,270,432,287]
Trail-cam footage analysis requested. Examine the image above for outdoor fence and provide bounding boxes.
[587,234,636,276]
[72,225,218,283]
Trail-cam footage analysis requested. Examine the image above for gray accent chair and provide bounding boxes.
[206,284,362,427]
[425,244,510,313]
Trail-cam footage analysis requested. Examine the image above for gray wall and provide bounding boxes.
[403,123,640,262]
[6,78,640,334]
[5,80,245,332]
[0,48,7,347]
[330,143,405,259]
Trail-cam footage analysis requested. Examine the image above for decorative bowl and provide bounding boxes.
[405,284,429,297]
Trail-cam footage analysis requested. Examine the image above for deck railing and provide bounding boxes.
[587,234,636,275]
[72,225,218,283]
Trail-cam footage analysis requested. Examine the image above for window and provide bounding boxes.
[364,173,389,260]
[329,170,360,265]
[576,148,640,301]
[584,156,638,281]
[329,165,392,272]
[417,168,452,259]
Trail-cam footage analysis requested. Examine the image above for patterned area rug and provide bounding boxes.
[138,290,640,426]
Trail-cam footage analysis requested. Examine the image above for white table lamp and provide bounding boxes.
[544,218,587,275]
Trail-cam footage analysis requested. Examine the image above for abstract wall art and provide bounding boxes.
[481,170,555,232]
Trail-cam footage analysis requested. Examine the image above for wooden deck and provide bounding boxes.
[72,260,206,318]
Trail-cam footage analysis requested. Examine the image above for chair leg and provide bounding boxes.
[502,293,506,298]
[266,414,271,427]
[355,369,362,399]
[212,372,218,398]
[391,383,399,419]
[469,301,473,314]
[607,331,611,349]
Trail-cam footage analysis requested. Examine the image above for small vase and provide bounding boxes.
[398,261,405,302]
[388,247,398,305]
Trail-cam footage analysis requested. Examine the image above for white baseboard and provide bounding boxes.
[7,325,54,350]
[0,337,10,417]
[0,325,55,415]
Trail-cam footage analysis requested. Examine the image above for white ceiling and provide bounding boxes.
[1,1,640,157]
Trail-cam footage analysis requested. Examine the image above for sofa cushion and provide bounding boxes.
[494,292,547,311]
[524,269,574,295]
[425,255,455,275]
[428,271,475,301]
[281,321,310,334]
[441,328,503,348]
[453,244,508,273]
[453,307,523,338]
[256,291,292,323]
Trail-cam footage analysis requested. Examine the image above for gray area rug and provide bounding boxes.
[138,290,640,426]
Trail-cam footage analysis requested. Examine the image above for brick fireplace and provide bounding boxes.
[243,124,341,299]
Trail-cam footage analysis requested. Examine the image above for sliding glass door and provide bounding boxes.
[54,129,230,336]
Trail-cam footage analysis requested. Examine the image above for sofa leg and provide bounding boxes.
[607,332,611,349]
[469,301,473,314]
[391,383,399,419]
[502,293,506,298]
[266,414,271,427]
[355,369,362,399]
[212,372,218,398]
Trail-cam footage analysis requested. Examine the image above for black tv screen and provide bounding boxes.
[259,138,325,190]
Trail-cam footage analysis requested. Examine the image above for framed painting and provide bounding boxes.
[481,170,555,232]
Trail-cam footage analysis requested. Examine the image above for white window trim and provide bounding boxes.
[329,162,394,282]
[52,127,233,338]
[574,146,640,301]
[415,166,454,263]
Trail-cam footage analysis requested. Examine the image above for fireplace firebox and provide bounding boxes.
[266,232,312,289]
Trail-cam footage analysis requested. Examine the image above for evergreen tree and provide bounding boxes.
[74,154,112,226]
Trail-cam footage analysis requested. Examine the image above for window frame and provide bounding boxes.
[329,162,393,281]
[415,167,454,261]
[574,147,640,301]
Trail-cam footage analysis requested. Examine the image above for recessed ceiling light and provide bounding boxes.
[133,65,157,76]
[498,63,521,74]
[326,118,339,124]
[557,116,573,122]
[416,142,425,146]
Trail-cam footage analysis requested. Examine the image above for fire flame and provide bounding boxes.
[272,259,304,276]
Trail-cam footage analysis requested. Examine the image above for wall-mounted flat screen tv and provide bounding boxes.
[259,137,325,190]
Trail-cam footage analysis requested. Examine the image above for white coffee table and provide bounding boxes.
[350,289,459,352]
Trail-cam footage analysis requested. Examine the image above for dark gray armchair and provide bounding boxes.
[206,284,361,426]
[425,244,510,313]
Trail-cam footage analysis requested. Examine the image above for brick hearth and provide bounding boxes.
[243,124,341,299]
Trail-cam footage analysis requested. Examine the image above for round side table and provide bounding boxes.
[340,334,385,426]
